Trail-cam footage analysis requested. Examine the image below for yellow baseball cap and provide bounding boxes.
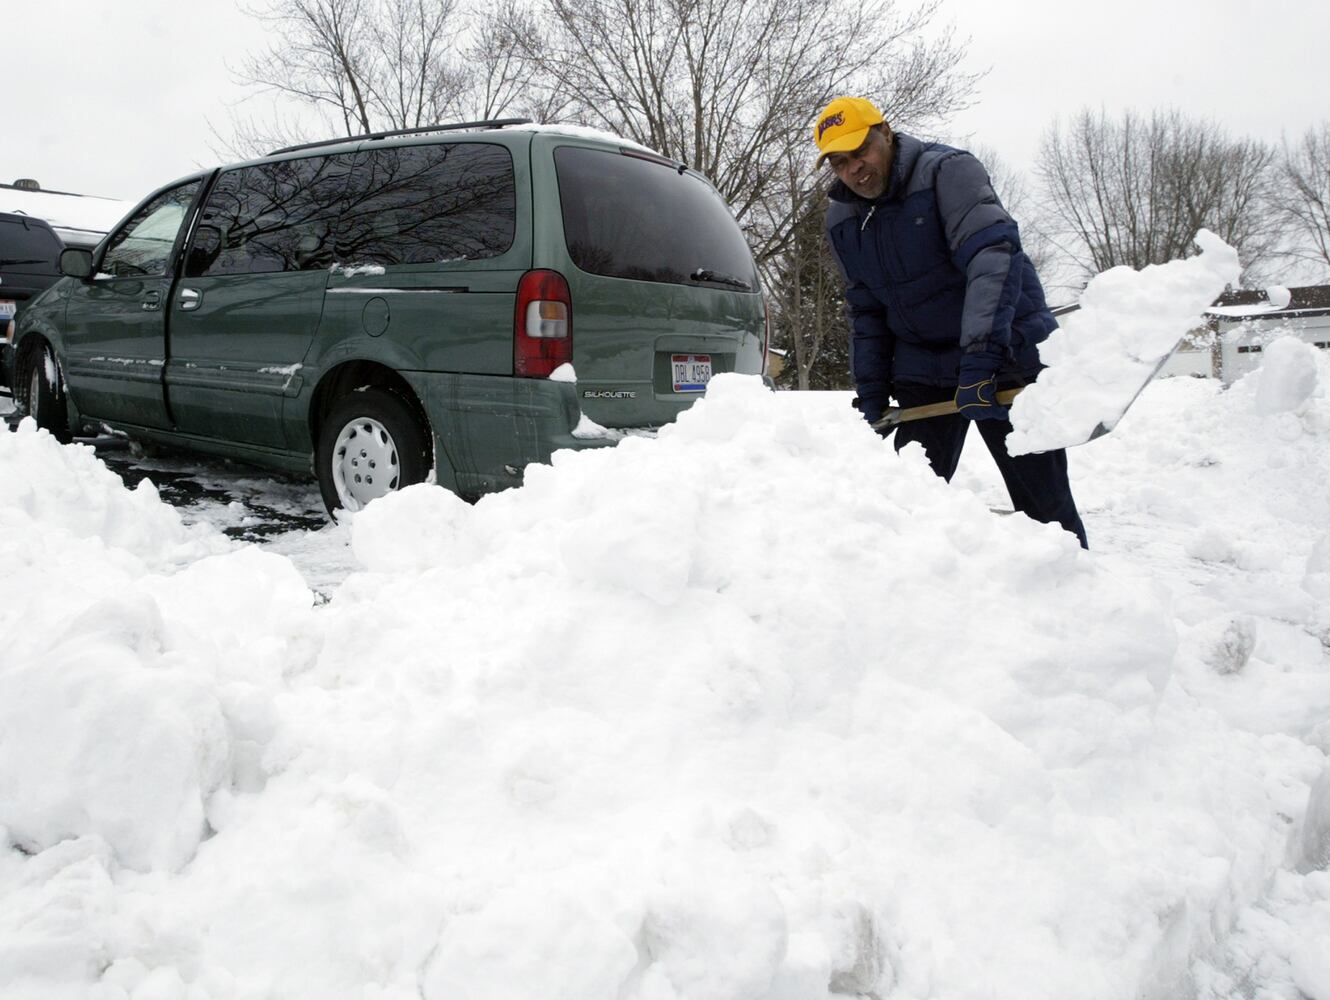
[814,96,885,167]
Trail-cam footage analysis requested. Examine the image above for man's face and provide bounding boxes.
[826,126,893,200]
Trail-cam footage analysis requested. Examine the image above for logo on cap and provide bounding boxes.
[817,113,845,142]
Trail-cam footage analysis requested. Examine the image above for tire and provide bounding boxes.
[23,342,71,443]
[315,388,431,516]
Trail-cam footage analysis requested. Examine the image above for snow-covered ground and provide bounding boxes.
[2,338,1329,998]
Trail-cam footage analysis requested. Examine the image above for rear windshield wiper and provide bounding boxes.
[690,267,752,291]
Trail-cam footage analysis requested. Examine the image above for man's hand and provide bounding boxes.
[954,378,1009,420]
[955,344,1009,421]
[852,390,894,436]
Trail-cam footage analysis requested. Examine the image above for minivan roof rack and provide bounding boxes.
[268,118,534,157]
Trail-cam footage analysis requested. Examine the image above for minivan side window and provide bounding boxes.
[101,181,202,278]
[335,143,516,265]
[187,154,356,278]
[554,146,758,290]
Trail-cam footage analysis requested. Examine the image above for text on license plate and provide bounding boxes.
[671,354,712,392]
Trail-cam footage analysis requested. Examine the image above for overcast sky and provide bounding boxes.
[6,0,1328,204]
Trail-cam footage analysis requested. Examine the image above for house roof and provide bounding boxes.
[1208,284,1330,316]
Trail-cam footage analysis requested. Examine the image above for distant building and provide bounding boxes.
[1,179,132,248]
[1205,286,1330,385]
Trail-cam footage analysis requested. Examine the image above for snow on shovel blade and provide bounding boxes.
[1006,230,1241,457]
[1083,340,1184,443]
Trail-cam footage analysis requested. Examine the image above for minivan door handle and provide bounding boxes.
[179,288,202,311]
[142,290,162,311]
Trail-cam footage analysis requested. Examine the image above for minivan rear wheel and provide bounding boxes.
[23,342,71,443]
[316,388,431,515]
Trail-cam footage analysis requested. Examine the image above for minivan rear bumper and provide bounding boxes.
[402,371,616,498]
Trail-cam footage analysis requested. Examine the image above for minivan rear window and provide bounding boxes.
[0,218,61,275]
[554,146,758,290]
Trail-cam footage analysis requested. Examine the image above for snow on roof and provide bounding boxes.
[1206,302,1287,318]
[1206,284,1330,319]
[510,121,660,155]
[2,185,133,236]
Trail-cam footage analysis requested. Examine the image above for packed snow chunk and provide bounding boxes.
[1304,533,1330,603]
[1197,869,1330,1000]
[1303,766,1330,872]
[667,371,778,442]
[422,885,639,1000]
[637,866,791,1000]
[332,263,385,277]
[0,607,230,871]
[349,483,476,573]
[1207,617,1257,675]
[0,837,118,990]
[549,362,577,383]
[1266,285,1293,309]
[141,546,317,655]
[1253,336,1320,415]
[1292,919,1330,1000]
[1008,230,1240,455]
[571,411,627,441]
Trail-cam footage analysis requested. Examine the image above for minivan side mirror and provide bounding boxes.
[60,247,94,279]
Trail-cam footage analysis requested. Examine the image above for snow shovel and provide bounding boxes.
[869,387,1024,433]
[868,336,1183,443]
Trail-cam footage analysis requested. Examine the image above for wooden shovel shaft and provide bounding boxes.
[870,387,1024,432]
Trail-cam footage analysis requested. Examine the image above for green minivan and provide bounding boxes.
[9,121,767,513]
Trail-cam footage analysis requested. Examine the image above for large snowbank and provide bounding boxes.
[2,350,1329,998]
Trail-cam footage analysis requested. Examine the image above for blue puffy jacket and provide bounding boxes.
[826,133,1057,413]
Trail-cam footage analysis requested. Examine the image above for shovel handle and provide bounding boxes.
[870,386,1024,432]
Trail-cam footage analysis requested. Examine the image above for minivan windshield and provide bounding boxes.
[554,146,758,291]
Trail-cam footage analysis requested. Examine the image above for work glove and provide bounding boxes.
[851,389,893,437]
[954,344,1009,421]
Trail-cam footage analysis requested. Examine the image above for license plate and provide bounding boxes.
[671,353,712,392]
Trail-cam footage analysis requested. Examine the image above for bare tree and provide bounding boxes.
[225,0,523,156]
[765,154,852,390]
[464,0,547,121]
[965,144,1060,286]
[1270,123,1330,279]
[509,0,975,264]
[1034,108,1279,284]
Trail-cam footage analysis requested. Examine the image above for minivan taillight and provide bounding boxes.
[515,269,573,377]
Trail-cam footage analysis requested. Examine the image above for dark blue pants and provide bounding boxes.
[891,383,1088,549]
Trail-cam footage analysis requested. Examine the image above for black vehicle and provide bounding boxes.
[1,212,66,390]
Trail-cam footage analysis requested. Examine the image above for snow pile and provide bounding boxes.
[1253,336,1321,415]
[1008,229,1240,455]
[1037,341,1330,998]
[1,367,1328,999]
[0,425,311,876]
